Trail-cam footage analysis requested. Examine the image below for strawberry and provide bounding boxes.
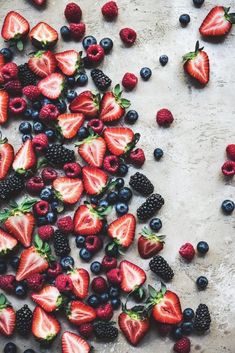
[183,41,210,85]
[29,22,58,49]
[57,113,85,139]
[199,6,235,37]
[32,306,60,344]
[62,331,90,353]
[68,268,90,299]
[53,177,83,205]
[108,214,136,248]
[12,139,36,173]
[38,73,64,100]
[69,90,100,119]
[77,133,106,167]
[67,301,96,326]
[0,135,14,180]
[138,227,165,259]
[28,50,57,78]
[119,260,146,293]
[31,285,63,312]
[0,228,17,256]
[100,84,130,122]
[82,166,108,195]
[0,294,16,337]
[103,127,137,156]
[0,91,9,125]
[55,50,81,76]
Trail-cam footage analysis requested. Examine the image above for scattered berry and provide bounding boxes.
[39,104,59,122]
[179,14,191,26]
[221,160,235,176]
[23,85,41,101]
[64,2,82,23]
[173,337,191,353]
[101,256,117,271]
[122,72,138,90]
[78,322,93,339]
[53,229,71,257]
[0,275,15,292]
[194,304,211,332]
[9,98,27,115]
[159,55,169,66]
[26,176,44,195]
[91,69,111,91]
[85,235,103,253]
[196,276,208,290]
[60,26,71,41]
[156,108,174,126]
[60,256,75,270]
[33,200,49,216]
[183,308,194,321]
[26,273,44,291]
[83,36,97,50]
[106,268,122,286]
[87,44,105,63]
[69,23,86,41]
[154,148,164,160]
[100,38,113,54]
[57,216,74,234]
[32,133,48,151]
[226,144,235,161]
[63,162,81,178]
[150,218,162,231]
[41,167,58,183]
[90,261,102,275]
[140,67,152,80]
[87,118,104,134]
[2,62,18,81]
[129,172,154,196]
[197,241,209,255]
[55,274,73,292]
[119,28,137,46]
[91,276,108,294]
[96,303,113,321]
[149,255,174,281]
[129,148,145,166]
[179,243,195,261]
[221,199,234,214]
[125,110,138,124]
[193,0,204,7]
[38,225,54,241]
[101,1,118,20]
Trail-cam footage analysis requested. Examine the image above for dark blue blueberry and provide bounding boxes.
[197,241,209,255]
[105,242,119,257]
[22,134,32,142]
[111,298,121,310]
[181,321,194,335]
[140,67,152,81]
[99,292,109,303]
[65,292,77,301]
[154,148,164,160]
[77,127,89,140]
[87,294,100,308]
[56,100,67,113]
[90,261,102,274]
[101,221,109,235]
[115,177,125,189]
[179,14,191,26]
[45,129,56,141]
[90,196,99,205]
[159,55,169,66]
[118,163,128,177]
[31,110,39,120]
[83,56,93,69]
[60,256,75,270]
[66,90,77,102]
[76,235,86,248]
[0,47,13,62]
[66,76,76,88]
[33,121,44,134]
[51,201,64,214]
[118,187,132,202]
[4,342,17,353]
[9,256,20,270]
[172,326,183,340]
[24,108,32,118]
[79,248,92,262]
[0,260,7,274]
[82,36,97,50]
[36,216,48,226]
[24,350,35,353]
[15,282,27,297]
[98,199,109,208]
[196,276,208,290]
[77,73,88,86]
[19,121,32,134]
[60,26,71,40]
[40,187,54,201]
[107,191,118,205]
[32,100,42,111]
[41,98,52,106]
[125,110,139,125]
[193,0,204,7]
[109,286,120,298]
[149,218,162,231]
[183,308,194,321]
[46,212,57,224]
[99,38,113,54]
[221,199,234,214]
[115,202,129,216]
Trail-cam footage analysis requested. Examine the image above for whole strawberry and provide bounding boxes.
[179,243,195,262]
[173,337,191,353]
[102,1,118,20]
[129,148,145,166]
[226,144,235,161]
[26,273,44,291]
[122,73,138,90]
[57,216,74,234]
[38,225,54,241]
[64,2,82,23]
[96,303,113,321]
[0,275,15,292]
[156,108,174,126]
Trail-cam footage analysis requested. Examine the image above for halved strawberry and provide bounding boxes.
[199,6,235,37]
[57,113,85,139]
[62,331,90,353]
[0,91,9,125]
[69,91,100,119]
[38,73,64,100]
[0,136,14,180]
[77,133,106,167]
[1,11,30,50]
[82,166,108,195]
[12,139,36,173]
[119,260,146,293]
[183,41,210,85]
[73,204,110,235]
[66,301,96,326]
[29,22,58,49]
[108,214,136,248]
[31,285,63,313]
[68,268,90,300]
[100,84,130,122]
[138,227,165,259]
[32,306,60,344]
[0,294,15,337]
[103,127,137,156]
[28,50,57,78]
[53,177,83,205]
[0,228,17,256]
[55,50,81,76]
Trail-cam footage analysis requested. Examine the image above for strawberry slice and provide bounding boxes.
[73,204,109,235]
[53,177,83,205]
[55,50,81,76]
[82,166,108,195]
[28,50,57,78]
[103,127,137,156]
[0,135,14,180]
[183,41,210,85]
[69,91,100,119]
[77,134,106,167]
[100,84,130,122]
[138,227,165,259]
[68,268,90,300]
[57,113,85,139]
[66,301,96,326]
[108,214,136,248]
[29,22,58,49]
[0,228,17,256]
[120,260,146,293]
[38,73,64,100]
[31,285,63,312]
[12,139,36,173]
[0,91,9,125]
[32,306,60,344]
[62,331,90,353]
[199,6,235,37]
[1,11,30,50]
[0,294,15,337]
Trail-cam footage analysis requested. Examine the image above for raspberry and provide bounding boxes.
[0,275,15,292]
[26,273,44,291]
[38,225,54,241]
[101,256,117,271]
[156,108,174,126]
[87,44,105,63]
[32,133,49,152]
[57,216,74,234]
[78,323,94,339]
[1,62,18,81]
[23,85,41,101]
[85,235,103,253]
[103,155,120,174]
[63,162,81,178]
[69,23,86,41]
[129,148,145,166]
[91,276,108,294]
[47,262,62,278]
[55,274,73,292]
[119,28,137,46]
[87,119,104,135]
[157,323,173,337]
[9,97,27,114]
[226,144,235,161]
[106,268,122,286]
[4,80,22,96]
[26,176,45,195]
[96,303,113,321]
[41,167,58,183]
[101,1,118,20]
[179,243,195,262]
[173,337,191,353]
[122,73,138,90]
[64,2,82,23]
[221,160,235,176]
[39,104,59,122]
[33,200,50,216]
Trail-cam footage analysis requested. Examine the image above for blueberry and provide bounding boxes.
[66,76,76,88]
[197,241,209,255]
[90,261,102,274]
[66,90,77,102]
[83,35,97,50]
[90,196,99,205]
[179,14,191,26]
[79,248,92,262]
[31,110,39,121]
[149,218,162,231]
[51,201,64,214]
[98,199,109,208]
[118,163,128,177]
[99,292,109,303]
[32,100,42,111]
[159,55,169,66]
[36,216,48,226]
[183,308,194,321]
[4,342,17,353]
[109,286,120,298]
[154,148,164,160]
[24,350,35,353]
[65,292,77,301]
[115,202,129,216]
[99,38,113,54]
[111,298,121,310]
[46,212,57,224]
[22,134,32,142]
[105,242,119,257]
[19,121,32,134]
[101,221,109,235]
[87,294,100,308]
[181,321,194,335]
[9,256,20,270]
[0,260,7,274]
[60,26,71,40]
[0,47,13,62]
[77,127,89,141]
[41,98,51,106]
[56,100,67,113]
[33,121,44,134]
[77,73,88,86]
[115,177,125,189]
[45,129,56,141]
[24,108,32,118]
[125,110,139,125]
[172,326,183,340]
[107,191,118,205]
[118,187,132,202]
[140,67,152,81]
[196,276,208,290]
[40,188,53,201]
[76,235,86,248]
[193,0,204,7]
[221,199,234,214]
[15,282,27,297]
[60,256,74,270]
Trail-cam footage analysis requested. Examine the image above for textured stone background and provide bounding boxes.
[0,0,235,352]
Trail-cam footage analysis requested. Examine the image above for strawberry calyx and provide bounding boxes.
[146,283,167,308]
[183,41,203,62]
[122,301,149,320]
[8,35,24,52]
[0,132,8,145]
[75,128,99,146]
[0,198,37,222]
[140,227,166,243]
[34,234,54,262]
[84,201,112,220]
[123,133,140,157]
[224,7,235,24]
[0,293,12,310]
[113,84,131,109]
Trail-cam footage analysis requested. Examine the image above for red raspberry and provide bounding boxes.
[57,216,74,234]
[41,167,58,183]
[96,303,113,321]
[26,176,45,195]
[122,73,138,90]
[78,323,94,339]
[101,256,117,271]
[33,200,50,216]
[26,273,44,291]
[0,275,15,292]
[221,160,235,176]
[119,28,137,46]
[69,23,86,41]
[39,104,59,122]
[38,225,54,241]
[106,268,122,286]
[157,323,172,337]
[55,274,73,293]
[173,337,191,353]
[226,144,235,161]
[87,119,104,135]
[1,62,18,81]
[129,148,145,166]
[156,108,174,126]
[85,235,103,253]
[9,97,27,114]
[47,262,62,278]
[87,44,105,63]
[103,155,120,174]
[91,276,108,294]
[23,85,41,101]
[179,243,195,262]
[63,162,81,178]
[101,1,118,20]
[4,80,22,96]
[32,133,49,152]
[64,2,82,23]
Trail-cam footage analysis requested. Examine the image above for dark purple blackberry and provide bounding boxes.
[16,304,33,336]
[53,230,71,257]
[18,63,38,87]
[0,174,25,201]
[194,304,211,332]
[129,172,154,196]
[45,144,75,166]
[149,255,174,281]
[137,193,164,220]
[91,69,112,91]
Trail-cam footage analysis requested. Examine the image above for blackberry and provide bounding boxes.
[149,255,174,281]
[91,69,112,91]
[0,174,25,201]
[18,63,38,87]
[137,193,164,220]
[53,230,71,257]
[94,322,118,342]
[129,172,154,196]
[194,304,211,332]
[16,304,32,336]
[45,144,75,166]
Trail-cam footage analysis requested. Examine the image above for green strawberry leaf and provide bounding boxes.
[20,198,37,212]
[148,285,157,298]
[34,234,43,250]
[114,84,121,96]
[120,98,131,109]
[16,40,24,51]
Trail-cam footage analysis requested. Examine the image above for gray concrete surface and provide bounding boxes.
[0,0,235,352]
